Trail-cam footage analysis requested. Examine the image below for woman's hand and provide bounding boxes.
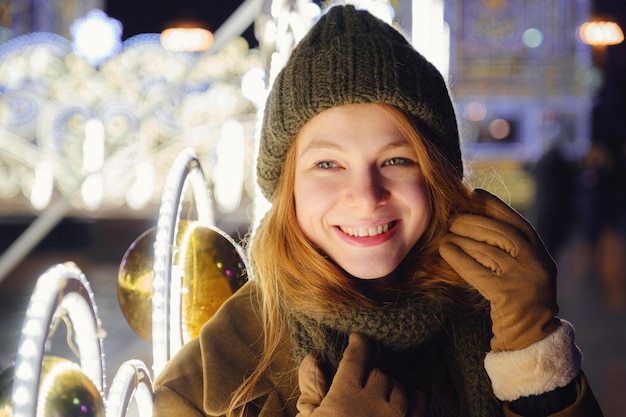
[296,333,424,417]
[439,189,561,352]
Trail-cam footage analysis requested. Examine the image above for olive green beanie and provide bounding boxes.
[256,4,462,201]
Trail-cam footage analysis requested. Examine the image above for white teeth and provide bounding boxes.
[341,223,390,237]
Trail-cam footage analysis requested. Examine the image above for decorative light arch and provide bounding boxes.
[11,262,105,417]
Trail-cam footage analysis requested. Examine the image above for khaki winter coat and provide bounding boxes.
[153,281,603,417]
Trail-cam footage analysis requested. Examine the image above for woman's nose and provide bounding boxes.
[343,168,390,210]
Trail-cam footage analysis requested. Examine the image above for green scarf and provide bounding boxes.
[286,294,502,417]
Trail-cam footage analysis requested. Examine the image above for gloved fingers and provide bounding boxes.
[472,188,539,245]
[298,355,328,402]
[447,212,556,275]
[471,190,557,273]
[363,368,406,404]
[357,367,409,417]
[440,233,513,279]
[448,214,528,256]
[333,333,370,388]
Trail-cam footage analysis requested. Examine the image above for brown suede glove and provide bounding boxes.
[296,334,424,417]
[439,189,561,352]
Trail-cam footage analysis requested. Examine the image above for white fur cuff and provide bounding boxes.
[484,320,582,401]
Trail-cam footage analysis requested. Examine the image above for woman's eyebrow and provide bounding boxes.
[301,138,412,153]
[298,139,344,156]
[383,140,414,150]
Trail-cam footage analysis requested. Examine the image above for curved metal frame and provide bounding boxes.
[106,359,153,417]
[11,262,105,417]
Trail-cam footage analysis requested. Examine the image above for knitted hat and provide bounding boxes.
[256,5,462,201]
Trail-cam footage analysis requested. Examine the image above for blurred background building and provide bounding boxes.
[0,0,624,415]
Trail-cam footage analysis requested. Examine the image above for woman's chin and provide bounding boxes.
[346,268,399,283]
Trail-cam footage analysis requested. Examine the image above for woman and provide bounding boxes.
[153,5,603,417]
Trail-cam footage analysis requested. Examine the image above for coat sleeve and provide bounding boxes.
[153,337,207,416]
[503,372,604,417]
[153,281,269,416]
[152,281,298,417]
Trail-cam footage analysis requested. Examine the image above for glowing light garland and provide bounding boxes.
[152,148,214,378]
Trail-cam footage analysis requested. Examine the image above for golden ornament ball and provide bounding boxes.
[118,221,247,343]
[39,356,105,417]
[180,223,248,339]
[0,357,105,417]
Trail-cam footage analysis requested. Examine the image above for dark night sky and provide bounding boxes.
[104,0,251,41]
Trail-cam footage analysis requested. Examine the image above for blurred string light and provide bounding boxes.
[30,161,54,210]
[70,9,122,66]
[81,118,105,174]
[579,20,624,46]
[522,28,543,48]
[488,119,512,140]
[126,161,157,210]
[213,120,245,213]
[161,22,214,52]
[412,0,449,78]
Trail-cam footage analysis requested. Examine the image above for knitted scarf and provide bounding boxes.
[286,294,503,417]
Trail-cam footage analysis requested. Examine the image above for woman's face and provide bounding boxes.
[293,103,432,280]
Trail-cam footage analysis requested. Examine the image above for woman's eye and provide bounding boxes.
[317,161,338,169]
[384,157,414,166]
